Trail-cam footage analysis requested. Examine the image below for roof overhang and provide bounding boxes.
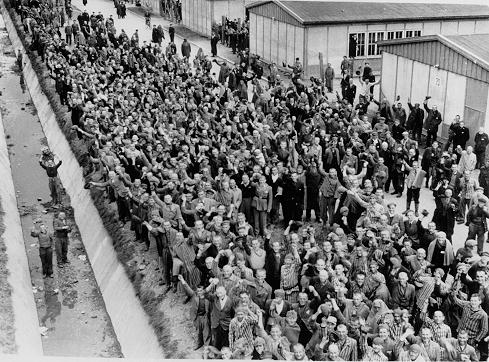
[378,34,489,73]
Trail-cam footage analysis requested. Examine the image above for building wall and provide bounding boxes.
[183,0,252,36]
[250,13,304,69]
[182,0,212,36]
[381,51,489,143]
[464,78,489,136]
[302,18,486,78]
[213,0,251,23]
[144,0,161,14]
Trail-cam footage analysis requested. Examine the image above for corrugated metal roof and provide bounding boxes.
[246,1,489,26]
[378,33,489,81]
[444,34,489,71]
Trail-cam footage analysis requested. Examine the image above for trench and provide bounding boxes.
[0,11,122,358]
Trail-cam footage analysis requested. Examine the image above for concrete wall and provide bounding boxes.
[0,102,43,356]
[379,50,489,143]
[0,6,164,359]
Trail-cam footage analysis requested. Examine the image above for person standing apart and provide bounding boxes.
[324,63,335,93]
[168,23,175,43]
[53,212,71,268]
[210,31,219,57]
[39,153,62,206]
[31,219,54,278]
[181,38,191,59]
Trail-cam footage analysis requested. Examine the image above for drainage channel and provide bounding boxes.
[0,13,122,358]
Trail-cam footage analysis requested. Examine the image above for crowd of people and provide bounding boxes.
[12,0,489,360]
[216,18,249,55]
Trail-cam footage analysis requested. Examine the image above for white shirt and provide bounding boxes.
[275,300,284,315]
[219,296,228,310]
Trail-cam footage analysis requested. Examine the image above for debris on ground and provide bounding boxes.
[39,326,48,336]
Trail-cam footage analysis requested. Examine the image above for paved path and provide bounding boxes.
[71,0,380,101]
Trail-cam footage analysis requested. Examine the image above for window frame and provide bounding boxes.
[348,29,421,58]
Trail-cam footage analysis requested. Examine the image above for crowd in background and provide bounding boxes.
[215,18,249,55]
[10,0,489,360]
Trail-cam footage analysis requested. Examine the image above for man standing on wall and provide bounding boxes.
[53,212,71,268]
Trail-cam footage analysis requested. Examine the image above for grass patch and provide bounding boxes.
[3,2,176,357]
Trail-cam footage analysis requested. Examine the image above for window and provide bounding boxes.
[367,32,384,56]
[387,31,404,40]
[349,33,366,57]
[349,30,422,58]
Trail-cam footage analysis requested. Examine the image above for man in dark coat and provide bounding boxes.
[421,141,442,189]
[479,160,489,196]
[151,25,159,44]
[168,23,175,42]
[407,99,424,142]
[453,121,470,150]
[264,233,285,291]
[281,171,305,224]
[210,31,219,57]
[475,127,489,169]
[181,38,191,58]
[423,98,443,146]
[344,77,356,105]
[432,188,457,240]
[305,163,322,222]
[445,115,461,152]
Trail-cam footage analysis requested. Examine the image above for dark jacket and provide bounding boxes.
[209,294,234,330]
[406,102,424,131]
[181,41,191,58]
[423,103,443,132]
